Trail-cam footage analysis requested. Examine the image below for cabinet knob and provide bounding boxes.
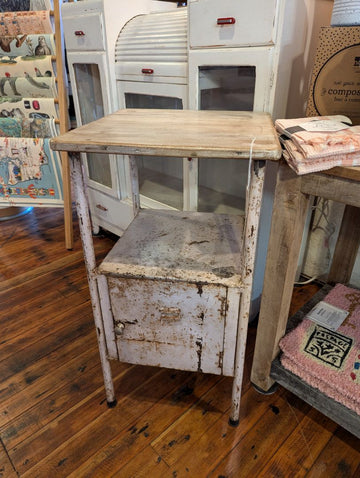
[141,68,154,75]
[217,17,236,25]
[74,30,85,36]
[114,322,125,336]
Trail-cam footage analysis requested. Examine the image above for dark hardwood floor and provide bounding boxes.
[0,206,359,477]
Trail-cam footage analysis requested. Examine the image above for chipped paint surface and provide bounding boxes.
[230,160,266,422]
[107,277,237,376]
[99,210,244,288]
[71,154,116,403]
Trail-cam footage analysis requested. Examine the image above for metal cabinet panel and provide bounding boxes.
[188,0,277,49]
[107,277,236,375]
[62,12,106,51]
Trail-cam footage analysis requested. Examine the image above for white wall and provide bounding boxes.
[285,0,334,118]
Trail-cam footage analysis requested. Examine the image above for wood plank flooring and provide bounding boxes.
[0,207,359,477]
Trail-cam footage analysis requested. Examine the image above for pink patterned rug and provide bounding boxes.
[279,284,360,414]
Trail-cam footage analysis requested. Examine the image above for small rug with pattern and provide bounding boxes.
[279,283,360,414]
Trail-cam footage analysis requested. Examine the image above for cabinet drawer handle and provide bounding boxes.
[141,68,154,75]
[74,30,85,36]
[217,17,236,25]
[96,204,108,211]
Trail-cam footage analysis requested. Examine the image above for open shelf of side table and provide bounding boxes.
[270,285,360,439]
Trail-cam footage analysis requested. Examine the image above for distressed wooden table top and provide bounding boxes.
[50,109,282,160]
[323,166,360,182]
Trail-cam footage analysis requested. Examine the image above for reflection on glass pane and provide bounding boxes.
[125,93,182,110]
[73,63,112,188]
[73,63,104,123]
[199,65,255,111]
[198,66,256,213]
[125,93,183,209]
[87,152,112,188]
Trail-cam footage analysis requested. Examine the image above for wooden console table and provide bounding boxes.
[250,160,360,435]
[51,109,281,425]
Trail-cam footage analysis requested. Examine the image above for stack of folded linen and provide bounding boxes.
[275,115,360,175]
[279,283,360,414]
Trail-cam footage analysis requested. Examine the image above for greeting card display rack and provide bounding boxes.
[0,0,72,248]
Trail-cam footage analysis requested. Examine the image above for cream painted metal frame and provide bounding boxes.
[51,108,281,425]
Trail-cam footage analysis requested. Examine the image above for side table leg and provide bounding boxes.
[70,154,116,407]
[327,204,360,285]
[250,162,310,392]
[229,160,265,425]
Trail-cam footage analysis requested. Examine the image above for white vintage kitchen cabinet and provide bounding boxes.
[61,0,176,235]
[51,109,281,425]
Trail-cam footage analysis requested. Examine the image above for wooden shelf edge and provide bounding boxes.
[271,356,360,439]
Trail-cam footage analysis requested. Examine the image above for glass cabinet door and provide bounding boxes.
[188,47,273,214]
[122,85,186,210]
[198,65,256,214]
[73,63,112,190]
[199,66,255,111]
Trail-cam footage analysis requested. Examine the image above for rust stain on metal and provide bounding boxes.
[218,351,224,370]
[196,283,203,296]
[159,306,181,321]
[219,297,228,319]
[188,240,210,246]
[196,338,203,372]
[212,266,235,278]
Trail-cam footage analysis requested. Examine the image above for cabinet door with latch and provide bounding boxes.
[107,277,235,375]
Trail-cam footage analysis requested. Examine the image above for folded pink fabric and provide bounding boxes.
[279,284,360,413]
[275,115,360,174]
[281,137,360,175]
[275,115,360,159]
[291,126,360,159]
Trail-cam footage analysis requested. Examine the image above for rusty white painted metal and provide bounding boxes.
[99,210,244,377]
[230,159,266,424]
[128,155,140,216]
[52,109,281,425]
[70,154,116,405]
[99,210,244,287]
[106,277,232,375]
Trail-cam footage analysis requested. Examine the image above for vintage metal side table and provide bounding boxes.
[51,109,281,425]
